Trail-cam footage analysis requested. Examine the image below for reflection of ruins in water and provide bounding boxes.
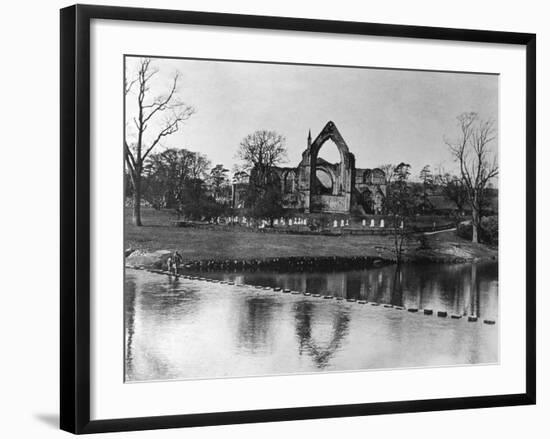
[294,301,350,368]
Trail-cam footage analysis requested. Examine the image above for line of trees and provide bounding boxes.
[124,145,237,220]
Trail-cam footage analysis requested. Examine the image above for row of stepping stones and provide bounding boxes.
[138,267,496,325]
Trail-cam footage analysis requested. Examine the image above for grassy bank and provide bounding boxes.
[125,208,497,263]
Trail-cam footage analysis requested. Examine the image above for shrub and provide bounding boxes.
[456,215,498,245]
[456,222,471,240]
[481,215,498,245]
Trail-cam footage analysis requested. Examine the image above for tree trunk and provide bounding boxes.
[132,172,142,226]
[471,208,479,243]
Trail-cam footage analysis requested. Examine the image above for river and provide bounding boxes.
[125,262,498,382]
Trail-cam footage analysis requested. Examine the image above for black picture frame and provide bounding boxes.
[60,4,536,434]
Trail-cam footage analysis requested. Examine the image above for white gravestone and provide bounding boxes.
[340,219,345,227]
[370,219,375,227]
[362,219,366,227]
[333,220,338,228]
[380,219,385,228]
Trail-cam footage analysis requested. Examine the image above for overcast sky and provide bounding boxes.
[125,56,498,178]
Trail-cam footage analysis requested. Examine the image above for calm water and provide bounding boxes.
[125,262,498,382]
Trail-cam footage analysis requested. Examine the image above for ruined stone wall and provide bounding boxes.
[311,194,350,213]
[233,122,385,215]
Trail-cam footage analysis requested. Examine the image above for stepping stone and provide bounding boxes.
[303,292,311,296]
[407,308,418,312]
[291,291,300,295]
[383,304,393,308]
[371,303,380,306]
[483,319,496,325]
[273,287,282,291]
[263,286,272,290]
[468,316,478,322]
[227,282,235,285]
[336,297,344,301]
[451,314,462,319]
[424,309,433,315]
[347,299,357,303]
[394,306,404,310]
[358,300,366,304]
[437,311,448,318]
[283,289,291,293]
[323,295,333,299]
[313,294,321,297]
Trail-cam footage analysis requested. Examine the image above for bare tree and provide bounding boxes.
[236,130,287,185]
[446,112,498,243]
[377,163,396,185]
[125,58,195,226]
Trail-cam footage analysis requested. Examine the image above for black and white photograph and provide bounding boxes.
[124,56,499,382]
[0,0,544,436]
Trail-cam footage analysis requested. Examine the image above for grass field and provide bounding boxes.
[125,208,398,260]
[125,208,497,263]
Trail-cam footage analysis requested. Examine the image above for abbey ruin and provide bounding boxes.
[233,121,387,214]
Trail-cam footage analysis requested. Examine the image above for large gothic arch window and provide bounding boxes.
[316,138,341,164]
[314,139,342,195]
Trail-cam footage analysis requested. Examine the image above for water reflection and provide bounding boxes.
[125,262,498,382]
[294,301,350,368]
[201,261,498,319]
[237,296,280,353]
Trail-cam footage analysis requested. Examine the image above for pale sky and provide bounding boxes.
[125,56,498,179]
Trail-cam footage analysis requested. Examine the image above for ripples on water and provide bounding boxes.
[125,262,498,382]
